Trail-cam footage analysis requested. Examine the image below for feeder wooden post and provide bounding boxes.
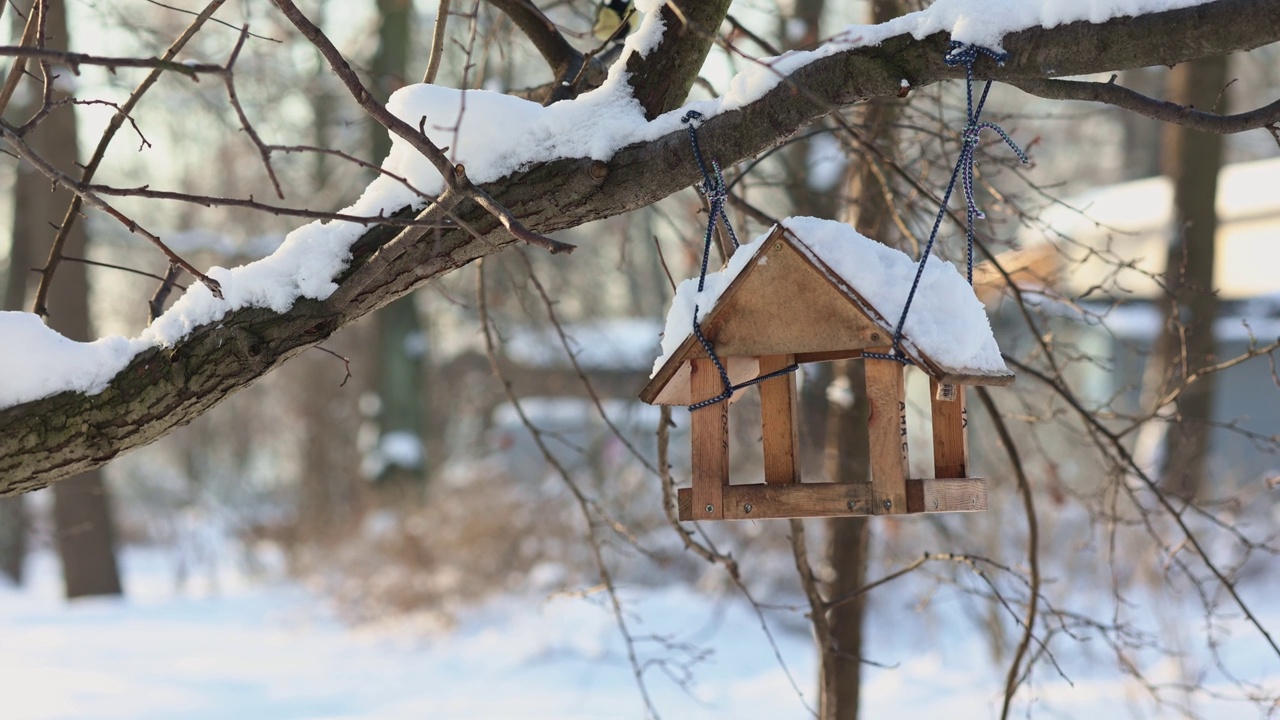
[690,358,728,520]
[865,351,908,515]
[758,354,800,485]
[930,380,969,479]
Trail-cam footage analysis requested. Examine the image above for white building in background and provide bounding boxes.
[1029,155,1280,301]
[1014,157,1280,490]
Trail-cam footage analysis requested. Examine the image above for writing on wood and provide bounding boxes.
[864,351,908,515]
[930,380,969,479]
[690,357,728,520]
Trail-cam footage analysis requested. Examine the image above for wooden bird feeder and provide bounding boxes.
[640,222,1014,521]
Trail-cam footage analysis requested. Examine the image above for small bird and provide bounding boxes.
[592,0,637,43]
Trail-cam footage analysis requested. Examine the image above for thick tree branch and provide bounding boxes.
[4,0,1280,490]
[1011,76,1280,133]
[483,0,580,79]
[625,0,734,118]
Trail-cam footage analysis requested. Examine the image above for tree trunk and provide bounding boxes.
[369,0,428,487]
[19,0,123,598]
[821,4,904,717]
[1149,56,1228,501]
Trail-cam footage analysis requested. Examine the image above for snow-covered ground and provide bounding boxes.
[0,549,819,720]
[1,547,1275,719]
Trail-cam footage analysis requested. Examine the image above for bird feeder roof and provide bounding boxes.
[641,217,1013,406]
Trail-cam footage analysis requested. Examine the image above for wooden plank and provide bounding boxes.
[864,350,908,515]
[648,356,760,406]
[699,232,887,357]
[794,348,866,364]
[689,358,729,520]
[758,354,800,484]
[676,480,986,520]
[930,380,969,479]
[678,483,875,520]
[905,478,988,513]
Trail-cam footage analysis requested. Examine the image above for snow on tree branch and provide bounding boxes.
[3,0,1279,492]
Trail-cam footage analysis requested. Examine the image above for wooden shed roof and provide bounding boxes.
[641,220,1013,406]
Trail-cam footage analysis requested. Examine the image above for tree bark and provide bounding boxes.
[821,5,904,718]
[23,0,123,597]
[2,0,1278,492]
[369,0,428,487]
[1150,56,1228,501]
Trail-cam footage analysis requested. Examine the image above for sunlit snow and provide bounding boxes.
[0,0,1211,410]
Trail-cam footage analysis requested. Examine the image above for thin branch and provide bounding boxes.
[148,263,183,321]
[483,0,579,78]
[1006,355,1280,660]
[977,387,1042,720]
[83,182,453,227]
[2,121,223,297]
[476,259,661,719]
[142,0,281,42]
[311,345,352,387]
[422,0,450,83]
[272,0,575,255]
[1011,76,1280,134]
[0,46,225,77]
[39,255,187,290]
[0,0,39,117]
[220,25,283,199]
[31,0,228,317]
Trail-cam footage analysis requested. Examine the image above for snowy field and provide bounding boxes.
[1,548,1275,719]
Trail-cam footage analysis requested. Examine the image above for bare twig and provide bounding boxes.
[221,25,283,199]
[83,182,453,227]
[977,387,1042,720]
[3,120,223,297]
[422,0,450,83]
[0,0,40,117]
[34,255,187,290]
[1011,76,1280,134]
[0,46,226,77]
[312,345,352,387]
[143,0,281,42]
[476,259,660,719]
[148,264,183,321]
[272,0,575,255]
[30,0,228,316]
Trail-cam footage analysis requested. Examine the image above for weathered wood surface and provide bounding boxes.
[677,478,987,520]
[930,380,969,479]
[5,0,1276,492]
[689,358,729,520]
[758,354,800,485]
[864,351,909,515]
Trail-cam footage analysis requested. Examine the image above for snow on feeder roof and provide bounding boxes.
[641,217,1012,407]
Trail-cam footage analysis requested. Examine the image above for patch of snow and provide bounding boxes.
[651,217,1006,377]
[0,312,142,407]
[0,0,1208,410]
[652,228,772,377]
[831,0,1216,54]
[380,430,424,469]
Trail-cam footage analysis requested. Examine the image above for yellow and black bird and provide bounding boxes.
[592,0,637,43]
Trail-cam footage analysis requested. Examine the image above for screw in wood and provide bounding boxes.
[743,503,753,514]
[705,504,714,513]
[847,500,858,510]
[773,242,782,251]
[883,499,892,510]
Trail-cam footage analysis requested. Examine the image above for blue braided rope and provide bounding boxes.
[877,42,1029,365]
[681,110,795,410]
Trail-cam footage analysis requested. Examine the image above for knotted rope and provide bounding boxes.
[865,42,1029,364]
[682,110,797,411]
